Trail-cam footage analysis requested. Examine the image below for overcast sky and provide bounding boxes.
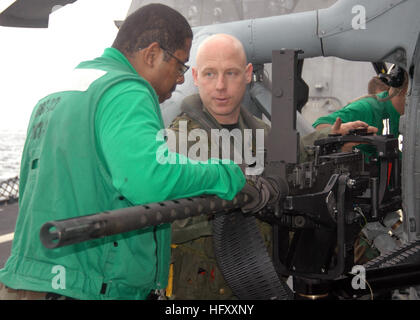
[0,0,132,130]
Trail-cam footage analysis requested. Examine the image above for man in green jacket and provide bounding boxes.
[167,33,378,299]
[0,5,248,300]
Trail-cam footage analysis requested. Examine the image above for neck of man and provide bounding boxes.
[209,108,241,125]
[126,53,150,83]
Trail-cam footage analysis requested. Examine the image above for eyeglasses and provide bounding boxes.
[159,45,190,77]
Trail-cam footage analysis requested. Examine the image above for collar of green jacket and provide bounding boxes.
[100,47,139,75]
[85,47,164,128]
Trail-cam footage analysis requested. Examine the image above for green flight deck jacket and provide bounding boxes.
[0,48,245,300]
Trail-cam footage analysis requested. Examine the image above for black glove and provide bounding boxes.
[241,175,280,214]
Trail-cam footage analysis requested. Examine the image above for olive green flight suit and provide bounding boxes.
[167,94,330,300]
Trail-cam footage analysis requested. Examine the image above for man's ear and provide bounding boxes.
[245,63,253,84]
[142,42,161,67]
[192,67,199,87]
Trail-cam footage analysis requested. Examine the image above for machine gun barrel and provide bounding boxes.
[40,192,252,249]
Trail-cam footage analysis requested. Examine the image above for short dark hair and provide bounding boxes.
[368,76,390,95]
[112,4,193,56]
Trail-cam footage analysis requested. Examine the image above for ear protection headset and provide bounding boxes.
[372,62,405,88]
[379,64,405,88]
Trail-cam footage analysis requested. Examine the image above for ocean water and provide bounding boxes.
[0,129,26,182]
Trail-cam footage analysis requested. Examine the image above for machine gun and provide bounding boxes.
[40,47,420,300]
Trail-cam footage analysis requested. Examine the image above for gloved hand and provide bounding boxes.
[241,175,280,214]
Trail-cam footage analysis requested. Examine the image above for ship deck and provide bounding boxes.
[0,202,18,268]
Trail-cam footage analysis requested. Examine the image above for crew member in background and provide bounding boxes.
[313,68,408,157]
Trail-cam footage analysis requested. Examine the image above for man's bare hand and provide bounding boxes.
[324,118,379,152]
[330,118,378,136]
